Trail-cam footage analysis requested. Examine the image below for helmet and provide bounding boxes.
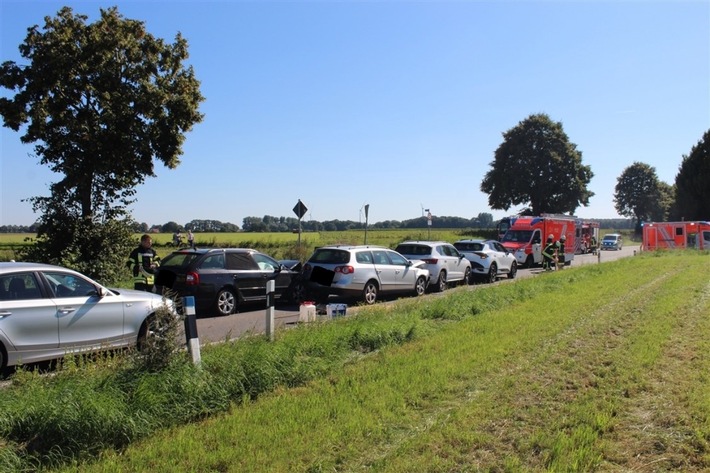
[560,235,566,241]
[548,234,554,239]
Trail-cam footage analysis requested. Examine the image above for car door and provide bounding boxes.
[371,250,397,293]
[45,271,128,350]
[384,250,418,292]
[225,252,263,301]
[441,244,466,281]
[0,272,59,360]
[492,242,514,272]
[252,253,291,299]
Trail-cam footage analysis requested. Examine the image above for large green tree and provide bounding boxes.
[672,129,710,220]
[0,7,204,280]
[613,162,668,233]
[480,113,594,215]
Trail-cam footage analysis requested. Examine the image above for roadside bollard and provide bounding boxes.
[265,279,275,341]
[183,296,201,366]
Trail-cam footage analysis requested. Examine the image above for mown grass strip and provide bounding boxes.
[62,254,709,472]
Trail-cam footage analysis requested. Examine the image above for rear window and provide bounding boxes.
[395,244,431,256]
[454,242,483,252]
[308,249,351,264]
[160,252,202,269]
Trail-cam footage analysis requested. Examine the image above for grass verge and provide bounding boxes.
[1,252,707,472]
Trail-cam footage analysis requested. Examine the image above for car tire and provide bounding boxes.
[362,280,378,305]
[414,276,427,296]
[434,271,447,292]
[137,315,160,352]
[525,255,534,268]
[508,261,517,279]
[216,288,237,316]
[287,280,306,304]
[462,267,471,286]
[486,263,497,284]
[0,342,6,372]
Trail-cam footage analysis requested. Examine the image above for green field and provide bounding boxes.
[1,251,706,472]
[0,228,636,263]
[0,229,487,263]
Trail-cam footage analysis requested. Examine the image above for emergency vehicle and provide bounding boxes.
[500,214,578,268]
[641,221,710,251]
[579,220,600,254]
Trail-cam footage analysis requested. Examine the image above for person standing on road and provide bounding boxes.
[126,234,161,292]
[557,234,566,270]
[542,234,556,271]
[187,230,195,249]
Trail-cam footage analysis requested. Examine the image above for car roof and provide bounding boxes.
[0,261,74,272]
[454,239,486,244]
[168,248,258,255]
[315,245,388,250]
[397,241,450,246]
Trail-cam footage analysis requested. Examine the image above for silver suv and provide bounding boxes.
[302,245,429,305]
[394,241,471,292]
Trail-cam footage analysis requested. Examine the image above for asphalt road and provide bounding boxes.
[192,244,641,345]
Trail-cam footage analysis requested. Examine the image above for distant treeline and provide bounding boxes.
[0,216,636,234]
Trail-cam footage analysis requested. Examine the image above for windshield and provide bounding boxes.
[501,230,533,243]
[603,235,618,241]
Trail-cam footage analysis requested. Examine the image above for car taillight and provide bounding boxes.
[474,252,488,259]
[422,258,438,264]
[335,265,354,274]
[185,271,199,285]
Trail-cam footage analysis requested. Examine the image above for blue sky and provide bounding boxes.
[1,0,709,227]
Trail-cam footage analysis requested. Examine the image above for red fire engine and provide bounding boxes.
[641,221,710,251]
[500,215,579,268]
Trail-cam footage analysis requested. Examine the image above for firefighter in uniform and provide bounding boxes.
[126,234,160,292]
[557,234,566,270]
[542,234,556,271]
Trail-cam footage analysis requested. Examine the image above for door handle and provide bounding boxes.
[58,307,76,314]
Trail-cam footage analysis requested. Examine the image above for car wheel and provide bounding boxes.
[435,271,447,292]
[362,280,378,305]
[508,261,517,279]
[525,255,534,268]
[414,276,427,296]
[462,267,471,286]
[137,315,163,352]
[0,343,6,371]
[287,281,306,304]
[486,263,497,284]
[216,288,237,316]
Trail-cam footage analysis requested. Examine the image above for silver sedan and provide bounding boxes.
[0,262,173,370]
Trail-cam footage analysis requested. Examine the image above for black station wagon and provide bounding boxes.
[155,248,301,316]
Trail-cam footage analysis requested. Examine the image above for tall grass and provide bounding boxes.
[0,252,708,471]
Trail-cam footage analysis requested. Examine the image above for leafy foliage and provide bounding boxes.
[0,6,204,271]
[480,113,594,215]
[613,162,670,232]
[18,217,133,284]
[673,129,710,220]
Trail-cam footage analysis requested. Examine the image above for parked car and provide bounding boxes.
[156,248,302,316]
[0,262,174,371]
[301,245,429,304]
[394,241,471,292]
[601,233,623,251]
[453,239,518,283]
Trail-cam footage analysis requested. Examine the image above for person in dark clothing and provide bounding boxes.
[126,234,160,292]
[542,234,556,271]
[557,234,566,270]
